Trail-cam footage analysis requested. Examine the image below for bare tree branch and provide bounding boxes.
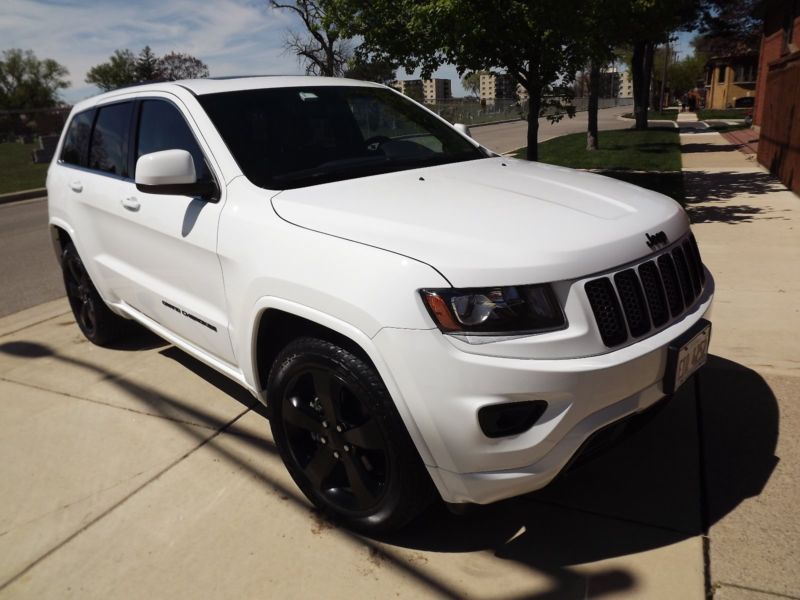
[270,0,350,76]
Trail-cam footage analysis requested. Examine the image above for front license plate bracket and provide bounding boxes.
[663,319,712,395]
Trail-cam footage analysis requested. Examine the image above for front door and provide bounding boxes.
[92,96,235,364]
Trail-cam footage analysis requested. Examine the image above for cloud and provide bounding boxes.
[1,0,468,102]
[1,0,299,102]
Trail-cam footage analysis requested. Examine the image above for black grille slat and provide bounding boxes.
[613,270,651,337]
[585,278,628,347]
[672,246,696,304]
[585,234,708,348]
[688,234,706,286]
[657,254,685,317]
[682,239,702,293]
[638,261,669,327]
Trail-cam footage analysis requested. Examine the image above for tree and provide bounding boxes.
[623,1,703,130]
[461,71,483,97]
[570,0,631,150]
[668,52,707,98]
[0,48,70,109]
[85,49,137,91]
[343,54,396,83]
[86,48,209,91]
[327,0,587,161]
[695,0,762,56]
[270,0,350,76]
[136,46,161,81]
[157,52,209,80]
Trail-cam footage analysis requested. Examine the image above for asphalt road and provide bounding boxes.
[472,104,633,154]
[0,107,633,316]
[0,198,63,317]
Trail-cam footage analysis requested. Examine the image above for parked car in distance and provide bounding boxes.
[47,76,714,532]
[734,96,755,108]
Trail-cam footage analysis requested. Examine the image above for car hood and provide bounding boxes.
[270,157,690,287]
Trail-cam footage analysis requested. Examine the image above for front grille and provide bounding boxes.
[584,233,706,348]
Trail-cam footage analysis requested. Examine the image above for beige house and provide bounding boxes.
[704,54,758,109]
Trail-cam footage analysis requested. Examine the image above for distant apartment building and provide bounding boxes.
[422,78,452,101]
[479,72,526,102]
[390,78,451,102]
[619,71,633,98]
[574,67,624,98]
[390,79,423,99]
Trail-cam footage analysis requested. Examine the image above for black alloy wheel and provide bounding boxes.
[63,249,99,337]
[268,337,433,533]
[61,242,130,346]
[282,366,388,512]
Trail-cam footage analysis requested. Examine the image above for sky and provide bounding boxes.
[2,0,697,105]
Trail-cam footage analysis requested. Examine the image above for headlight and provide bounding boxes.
[420,284,566,335]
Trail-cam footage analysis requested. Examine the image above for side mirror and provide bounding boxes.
[135,149,217,200]
[454,123,472,138]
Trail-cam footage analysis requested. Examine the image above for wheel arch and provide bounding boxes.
[49,221,75,265]
[248,298,436,466]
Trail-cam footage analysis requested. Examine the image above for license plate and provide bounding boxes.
[664,320,711,394]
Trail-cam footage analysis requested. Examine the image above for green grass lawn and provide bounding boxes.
[697,108,749,120]
[0,143,48,194]
[621,110,679,121]
[511,129,684,202]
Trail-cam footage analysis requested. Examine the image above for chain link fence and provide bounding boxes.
[425,96,634,126]
[0,106,71,143]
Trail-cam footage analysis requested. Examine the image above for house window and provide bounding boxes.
[717,66,726,84]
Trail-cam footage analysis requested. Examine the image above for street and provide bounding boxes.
[472,104,633,154]
[0,198,63,318]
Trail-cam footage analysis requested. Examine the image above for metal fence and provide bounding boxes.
[425,96,634,126]
[0,106,71,143]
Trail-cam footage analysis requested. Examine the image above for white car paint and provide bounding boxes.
[47,76,713,506]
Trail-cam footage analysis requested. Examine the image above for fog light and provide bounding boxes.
[478,400,548,438]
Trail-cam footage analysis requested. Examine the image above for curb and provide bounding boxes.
[0,188,47,206]
[470,117,524,128]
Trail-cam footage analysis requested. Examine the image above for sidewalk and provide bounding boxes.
[680,129,800,598]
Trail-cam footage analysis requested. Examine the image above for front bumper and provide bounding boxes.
[373,273,714,504]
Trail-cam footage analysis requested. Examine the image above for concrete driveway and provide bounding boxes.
[0,130,797,599]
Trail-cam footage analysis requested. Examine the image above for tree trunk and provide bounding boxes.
[631,41,656,131]
[587,61,600,150]
[525,85,542,161]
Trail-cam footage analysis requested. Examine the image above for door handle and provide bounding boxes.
[121,196,141,212]
[69,181,83,193]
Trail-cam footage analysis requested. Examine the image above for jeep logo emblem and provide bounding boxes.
[645,230,668,250]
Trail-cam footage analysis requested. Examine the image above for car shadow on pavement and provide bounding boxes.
[683,170,792,225]
[0,342,779,599]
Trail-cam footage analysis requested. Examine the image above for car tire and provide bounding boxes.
[268,336,434,533]
[61,242,131,346]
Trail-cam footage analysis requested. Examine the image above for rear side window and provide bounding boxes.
[60,110,94,166]
[89,102,133,177]
[136,100,211,181]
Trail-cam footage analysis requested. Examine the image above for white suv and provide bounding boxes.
[47,76,713,532]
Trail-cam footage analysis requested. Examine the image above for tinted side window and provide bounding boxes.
[60,110,94,166]
[89,102,133,176]
[136,100,210,181]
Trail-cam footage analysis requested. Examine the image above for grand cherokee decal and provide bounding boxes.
[162,300,218,332]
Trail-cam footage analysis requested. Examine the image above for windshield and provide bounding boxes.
[198,86,487,190]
